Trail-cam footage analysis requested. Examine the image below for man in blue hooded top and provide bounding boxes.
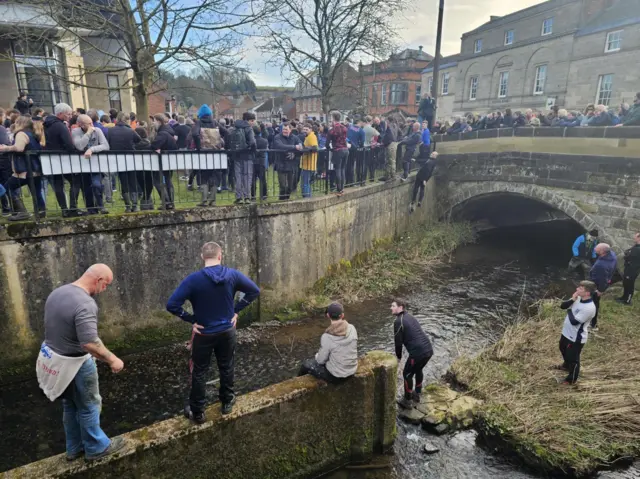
[167,241,260,421]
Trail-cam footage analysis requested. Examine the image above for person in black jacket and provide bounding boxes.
[44,103,86,217]
[0,108,12,215]
[273,124,302,200]
[410,151,438,213]
[108,112,142,212]
[618,233,640,305]
[150,114,178,210]
[252,125,268,201]
[391,299,433,408]
[14,92,34,116]
[418,93,435,129]
[399,122,421,180]
[174,116,191,150]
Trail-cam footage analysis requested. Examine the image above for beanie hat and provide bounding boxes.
[197,104,213,119]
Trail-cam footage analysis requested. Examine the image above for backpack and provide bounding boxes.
[200,127,223,150]
[226,126,248,151]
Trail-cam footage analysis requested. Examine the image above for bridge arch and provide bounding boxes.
[442,181,618,249]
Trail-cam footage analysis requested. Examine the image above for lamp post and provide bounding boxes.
[430,0,445,120]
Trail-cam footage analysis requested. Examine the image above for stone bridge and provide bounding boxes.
[432,126,640,252]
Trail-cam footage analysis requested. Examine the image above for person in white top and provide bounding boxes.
[556,280,597,384]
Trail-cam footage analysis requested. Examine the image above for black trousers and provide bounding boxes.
[298,358,345,384]
[190,328,236,415]
[0,158,12,212]
[403,354,432,399]
[559,335,584,384]
[591,293,601,328]
[278,170,294,200]
[345,149,357,186]
[354,149,366,185]
[412,179,426,204]
[251,164,267,199]
[51,174,82,211]
[622,272,638,303]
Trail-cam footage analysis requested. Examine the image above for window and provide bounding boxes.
[427,77,433,95]
[390,83,408,104]
[596,74,613,106]
[372,85,378,107]
[107,74,122,112]
[380,84,387,105]
[498,71,509,98]
[534,65,547,95]
[415,84,421,104]
[542,18,553,35]
[474,39,482,53]
[441,73,450,95]
[505,30,514,45]
[12,41,70,112]
[469,76,478,101]
[605,30,622,52]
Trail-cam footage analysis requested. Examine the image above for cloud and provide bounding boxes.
[244,0,546,85]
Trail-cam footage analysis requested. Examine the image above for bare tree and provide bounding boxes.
[259,0,402,114]
[1,0,267,118]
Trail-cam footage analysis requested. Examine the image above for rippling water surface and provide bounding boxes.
[0,221,636,478]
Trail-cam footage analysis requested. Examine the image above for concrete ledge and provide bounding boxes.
[433,126,640,143]
[1,351,398,479]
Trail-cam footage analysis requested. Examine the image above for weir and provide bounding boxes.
[1,352,398,479]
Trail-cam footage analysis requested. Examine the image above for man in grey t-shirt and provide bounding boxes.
[43,264,126,461]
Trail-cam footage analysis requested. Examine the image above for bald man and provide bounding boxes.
[43,264,125,461]
[588,243,617,331]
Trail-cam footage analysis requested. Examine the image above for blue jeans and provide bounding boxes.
[301,169,313,198]
[61,358,111,458]
[0,183,5,197]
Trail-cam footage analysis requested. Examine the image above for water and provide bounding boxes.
[0,221,636,477]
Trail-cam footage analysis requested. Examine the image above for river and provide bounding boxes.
[0,220,636,478]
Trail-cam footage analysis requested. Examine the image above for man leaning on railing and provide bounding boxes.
[72,115,110,215]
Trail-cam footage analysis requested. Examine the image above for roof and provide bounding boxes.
[422,55,461,73]
[462,0,569,36]
[576,0,640,36]
[392,48,433,61]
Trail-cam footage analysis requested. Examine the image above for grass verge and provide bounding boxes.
[450,294,640,476]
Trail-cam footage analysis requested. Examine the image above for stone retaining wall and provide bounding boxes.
[0,351,397,479]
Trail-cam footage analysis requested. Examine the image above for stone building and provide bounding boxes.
[421,55,460,121]
[361,47,433,118]
[423,0,640,120]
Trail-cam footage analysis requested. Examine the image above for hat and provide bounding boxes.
[326,302,344,319]
[589,229,599,237]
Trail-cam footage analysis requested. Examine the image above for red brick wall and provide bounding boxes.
[362,71,423,116]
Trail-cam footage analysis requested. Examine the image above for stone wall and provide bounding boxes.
[0,351,397,479]
[0,179,436,364]
[435,144,640,253]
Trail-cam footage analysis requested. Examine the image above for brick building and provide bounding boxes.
[423,0,640,121]
[361,47,433,118]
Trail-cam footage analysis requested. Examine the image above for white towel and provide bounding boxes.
[36,343,91,402]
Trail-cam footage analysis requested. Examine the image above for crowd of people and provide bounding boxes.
[0,98,438,222]
[559,229,640,385]
[417,91,640,135]
[37,241,434,462]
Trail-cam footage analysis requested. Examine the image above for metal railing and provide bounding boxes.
[0,144,423,222]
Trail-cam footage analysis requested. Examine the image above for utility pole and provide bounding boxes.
[430,0,445,121]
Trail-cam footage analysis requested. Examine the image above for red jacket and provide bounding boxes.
[328,122,348,151]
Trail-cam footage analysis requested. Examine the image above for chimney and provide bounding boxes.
[490,15,501,21]
[418,45,423,51]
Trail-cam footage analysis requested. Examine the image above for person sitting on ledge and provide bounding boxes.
[298,302,358,383]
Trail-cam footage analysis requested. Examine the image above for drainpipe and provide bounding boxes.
[431,0,445,120]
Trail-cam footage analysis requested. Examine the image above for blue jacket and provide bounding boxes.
[589,251,617,292]
[421,128,431,146]
[572,234,598,259]
[346,125,365,148]
[167,265,260,334]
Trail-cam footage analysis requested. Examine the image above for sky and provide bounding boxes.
[246,0,546,87]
